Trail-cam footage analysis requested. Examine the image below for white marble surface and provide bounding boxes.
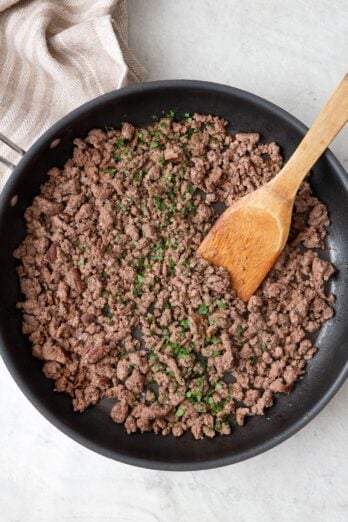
[1,1,347,520]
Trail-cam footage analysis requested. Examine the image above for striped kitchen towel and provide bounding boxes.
[0,0,145,190]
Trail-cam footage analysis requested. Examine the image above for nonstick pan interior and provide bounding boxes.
[0,80,347,471]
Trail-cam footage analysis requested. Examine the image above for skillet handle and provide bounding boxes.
[0,133,26,169]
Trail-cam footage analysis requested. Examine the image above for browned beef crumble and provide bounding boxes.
[14,113,335,439]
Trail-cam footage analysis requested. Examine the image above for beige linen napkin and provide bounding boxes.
[0,0,145,190]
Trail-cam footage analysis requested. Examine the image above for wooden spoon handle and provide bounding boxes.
[271,73,348,199]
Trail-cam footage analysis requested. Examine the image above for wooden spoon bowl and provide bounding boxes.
[199,73,348,301]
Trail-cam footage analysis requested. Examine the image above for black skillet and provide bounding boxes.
[0,80,347,471]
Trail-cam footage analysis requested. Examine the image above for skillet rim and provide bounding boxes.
[0,79,347,471]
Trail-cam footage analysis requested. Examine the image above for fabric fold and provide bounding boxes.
[0,0,145,190]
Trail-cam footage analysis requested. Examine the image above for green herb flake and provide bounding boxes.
[249,355,259,366]
[261,343,268,351]
[133,288,143,298]
[198,304,209,315]
[115,139,125,148]
[207,337,220,344]
[180,319,190,330]
[136,257,145,269]
[168,256,176,268]
[215,421,222,430]
[102,303,112,318]
[187,185,196,195]
[151,129,161,139]
[186,390,202,403]
[101,271,108,280]
[212,350,222,357]
[215,299,228,309]
[215,382,223,390]
[175,407,185,418]
[78,258,86,266]
[103,167,116,176]
[135,274,144,286]
[150,141,159,149]
[165,109,177,119]
[171,343,191,359]
[137,132,145,144]
[154,196,165,211]
[235,325,245,343]
[158,157,165,167]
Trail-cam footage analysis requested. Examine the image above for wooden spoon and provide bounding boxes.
[198,73,348,301]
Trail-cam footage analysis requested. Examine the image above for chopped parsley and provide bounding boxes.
[135,274,144,286]
[154,196,165,210]
[136,257,145,269]
[198,304,209,315]
[165,109,177,119]
[171,343,191,359]
[102,303,112,318]
[103,167,116,176]
[180,319,190,330]
[186,390,202,402]
[115,139,125,148]
[235,325,245,343]
[216,299,228,309]
[206,337,220,345]
[137,132,145,143]
[249,355,259,365]
[175,407,185,417]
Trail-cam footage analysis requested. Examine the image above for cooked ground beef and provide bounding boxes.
[14,112,335,439]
